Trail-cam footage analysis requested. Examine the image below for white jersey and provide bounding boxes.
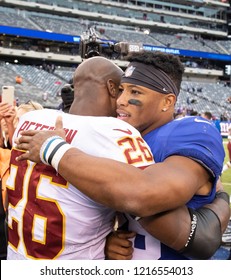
[7,109,154,260]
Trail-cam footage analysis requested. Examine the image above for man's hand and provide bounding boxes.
[15,115,66,162]
[105,230,136,260]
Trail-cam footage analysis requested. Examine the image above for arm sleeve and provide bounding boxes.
[179,191,230,259]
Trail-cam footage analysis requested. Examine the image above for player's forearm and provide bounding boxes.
[139,206,190,251]
[58,147,153,216]
[57,148,196,217]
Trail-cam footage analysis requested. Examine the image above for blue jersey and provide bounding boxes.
[142,116,225,259]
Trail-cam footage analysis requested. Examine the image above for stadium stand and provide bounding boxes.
[0,0,230,119]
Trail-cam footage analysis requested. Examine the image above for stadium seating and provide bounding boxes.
[0,1,230,118]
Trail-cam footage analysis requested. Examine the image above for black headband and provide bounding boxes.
[121,62,179,96]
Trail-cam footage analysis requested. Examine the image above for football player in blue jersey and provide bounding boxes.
[107,51,230,259]
[15,52,230,259]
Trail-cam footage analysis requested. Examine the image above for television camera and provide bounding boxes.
[80,28,143,59]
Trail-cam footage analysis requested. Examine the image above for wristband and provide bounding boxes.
[40,136,72,171]
[40,136,63,164]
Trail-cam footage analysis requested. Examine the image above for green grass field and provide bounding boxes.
[220,139,231,207]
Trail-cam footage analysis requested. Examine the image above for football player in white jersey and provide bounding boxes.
[14,56,230,260]
[8,110,153,260]
[7,57,155,260]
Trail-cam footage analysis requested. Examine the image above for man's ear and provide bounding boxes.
[106,79,117,98]
[163,94,176,108]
